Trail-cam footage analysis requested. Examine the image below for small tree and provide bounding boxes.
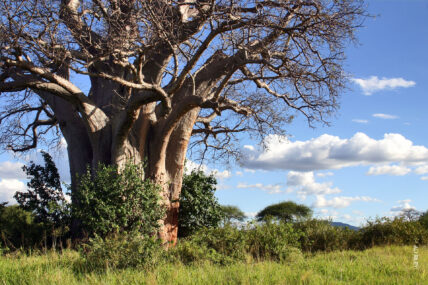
[220,205,246,225]
[72,162,164,238]
[178,170,223,237]
[256,201,312,223]
[400,209,421,222]
[14,151,69,226]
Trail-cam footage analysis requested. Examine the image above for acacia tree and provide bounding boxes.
[0,0,365,245]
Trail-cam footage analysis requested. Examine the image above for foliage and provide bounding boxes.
[359,217,428,247]
[178,170,223,238]
[256,201,312,223]
[220,205,246,225]
[294,219,358,252]
[420,211,428,229]
[0,205,44,250]
[72,162,164,238]
[82,233,163,270]
[245,221,303,262]
[14,151,70,226]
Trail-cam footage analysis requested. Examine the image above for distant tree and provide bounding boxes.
[400,209,421,222]
[14,151,69,226]
[220,205,246,224]
[256,201,312,223]
[178,170,223,237]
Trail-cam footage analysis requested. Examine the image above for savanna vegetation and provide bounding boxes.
[1,156,428,284]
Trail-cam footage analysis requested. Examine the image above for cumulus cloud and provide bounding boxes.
[185,160,231,180]
[237,183,283,194]
[0,161,26,180]
[352,119,368,124]
[372,113,398,120]
[390,199,415,212]
[367,165,411,176]
[420,176,428,181]
[313,195,380,209]
[286,171,341,199]
[414,164,428,175]
[0,179,26,204]
[242,132,428,171]
[351,76,416,95]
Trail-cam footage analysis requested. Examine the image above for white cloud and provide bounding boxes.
[414,164,428,175]
[372,113,398,120]
[316,172,334,177]
[237,183,283,194]
[351,76,416,95]
[212,170,232,179]
[244,168,256,173]
[242,132,428,171]
[286,171,341,199]
[352,119,368,124]
[235,171,243,176]
[390,199,415,212]
[313,195,379,209]
[185,160,231,180]
[0,161,26,180]
[367,164,411,176]
[0,179,26,204]
[420,176,428,181]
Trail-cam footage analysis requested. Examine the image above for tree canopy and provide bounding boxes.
[256,201,312,222]
[220,205,246,224]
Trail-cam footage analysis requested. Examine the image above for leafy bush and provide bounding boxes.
[419,211,428,229]
[245,221,303,262]
[72,162,164,238]
[359,217,428,247]
[178,170,223,237]
[0,205,44,250]
[171,222,303,265]
[294,219,356,252]
[82,233,163,270]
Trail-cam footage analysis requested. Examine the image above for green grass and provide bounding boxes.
[0,245,426,284]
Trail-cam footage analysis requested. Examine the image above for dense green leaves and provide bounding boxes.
[256,201,312,223]
[178,170,223,237]
[72,162,164,238]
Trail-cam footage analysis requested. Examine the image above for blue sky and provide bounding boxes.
[1,1,427,226]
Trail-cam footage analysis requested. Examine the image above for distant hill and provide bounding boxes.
[330,222,360,231]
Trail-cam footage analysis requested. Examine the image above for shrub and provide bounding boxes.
[82,233,163,270]
[0,205,44,250]
[72,162,164,238]
[245,221,303,262]
[359,217,428,247]
[294,219,356,252]
[178,170,223,237]
[171,225,247,265]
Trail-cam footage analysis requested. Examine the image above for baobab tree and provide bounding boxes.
[0,0,365,245]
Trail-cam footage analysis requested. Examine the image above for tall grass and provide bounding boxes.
[0,246,426,284]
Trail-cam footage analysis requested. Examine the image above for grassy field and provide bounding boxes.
[0,245,426,285]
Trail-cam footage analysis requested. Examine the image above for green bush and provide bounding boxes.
[0,205,45,250]
[245,221,303,262]
[174,225,247,265]
[294,219,357,252]
[82,233,163,270]
[72,162,164,238]
[359,217,428,247]
[178,170,223,238]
